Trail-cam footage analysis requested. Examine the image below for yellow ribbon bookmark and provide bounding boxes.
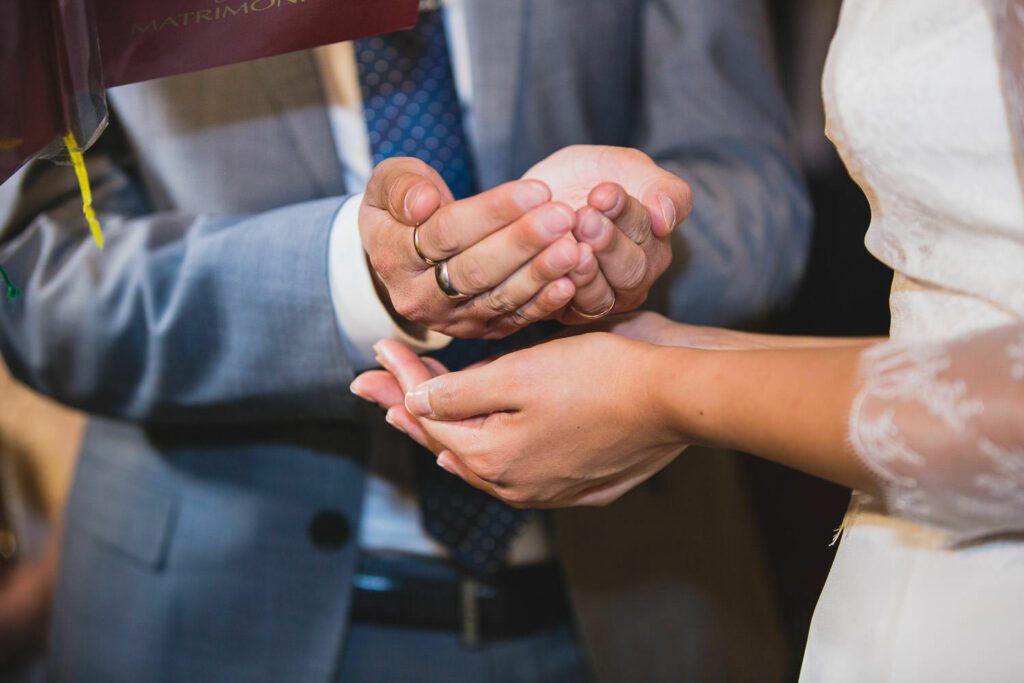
[64,132,104,250]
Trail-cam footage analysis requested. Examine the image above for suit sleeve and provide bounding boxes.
[638,0,812,326]
[0,128,363,425]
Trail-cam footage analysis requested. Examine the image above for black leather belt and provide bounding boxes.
[350,554,574,647]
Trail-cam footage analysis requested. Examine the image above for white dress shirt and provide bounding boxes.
[316,1,551,563]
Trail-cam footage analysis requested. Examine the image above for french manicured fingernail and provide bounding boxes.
[515,181,550,210]
[385,408,407,434]
[437,452,457,475]
[349,379,371,401]
[579,211,605,241]
[405,383,433,417]
[659,194,677,230]
[374,342,397,369]
[538,204,573,237]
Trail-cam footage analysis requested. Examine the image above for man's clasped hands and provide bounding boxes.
[352,145,695,508]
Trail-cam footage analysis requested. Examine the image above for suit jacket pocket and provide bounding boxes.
[68,444,179,570]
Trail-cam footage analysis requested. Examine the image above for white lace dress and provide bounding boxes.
[800,1,1024,680]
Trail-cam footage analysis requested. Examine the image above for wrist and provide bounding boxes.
[648,344,722,447]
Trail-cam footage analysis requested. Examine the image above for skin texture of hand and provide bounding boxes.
[522,146,693,322]
[353,337,688,508]
[360,157,583,339]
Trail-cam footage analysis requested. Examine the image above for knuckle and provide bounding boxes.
[368,251,395,278]
[482,288,519,315]
[596,290,617,314]
[428,212,461,255]
[453,259,492,294]
[622,147,652,164]
[618,259,649,292]
[439,320,473,338]
[508,307,533,329]
[431,383,458,416]
[473,458,507,485]
[497,486,534,507]
[390,296,418,321]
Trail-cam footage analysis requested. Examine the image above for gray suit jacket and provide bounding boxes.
[0,1,808,681]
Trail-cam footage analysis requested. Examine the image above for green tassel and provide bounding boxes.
[0,264,21,300]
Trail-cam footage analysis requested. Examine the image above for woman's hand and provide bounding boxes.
[524,146,692,322]
[354,336,689,508]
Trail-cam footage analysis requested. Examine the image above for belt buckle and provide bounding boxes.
[460,577,481,649]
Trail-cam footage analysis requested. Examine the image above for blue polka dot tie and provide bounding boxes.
[356,11,531,577]
[355,8,478,200]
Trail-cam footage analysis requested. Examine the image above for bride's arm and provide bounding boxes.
[630,321,1024,538]
[602,310,882,350]
[360,321,1024,537]
[655,342,879,491]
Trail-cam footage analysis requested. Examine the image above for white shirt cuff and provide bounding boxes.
[328,193,451,371]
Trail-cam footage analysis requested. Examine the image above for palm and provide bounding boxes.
[522,145,665,209]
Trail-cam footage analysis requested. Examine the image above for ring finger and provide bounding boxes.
[484,277,576,339]
[564,243,616,323]
[432,202,576,300]
[461,234,579,321]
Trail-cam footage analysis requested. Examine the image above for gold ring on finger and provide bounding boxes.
[413,224,439,266]
[570,296,616,320]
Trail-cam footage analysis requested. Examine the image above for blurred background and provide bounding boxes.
[0,363,81,683]
[0,1,891,680]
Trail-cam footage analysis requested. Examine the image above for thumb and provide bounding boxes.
[404,361,514,421]
[640,174,693,238]
[365,157,447,225]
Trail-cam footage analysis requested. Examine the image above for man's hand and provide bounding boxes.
[352,337,688,509]
[523,146,693,322]
[360,158,583,340]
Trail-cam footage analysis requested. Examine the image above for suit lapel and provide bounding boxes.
[252,51,346,196]
[465,0,530,188]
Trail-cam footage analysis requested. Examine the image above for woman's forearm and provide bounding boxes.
[656,321,884,351]
[654,342,881,492]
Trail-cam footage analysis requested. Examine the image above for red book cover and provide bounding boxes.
[96,0,419,86]
[0,0,419,184]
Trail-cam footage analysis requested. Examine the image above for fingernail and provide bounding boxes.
[546,244,576,271]
[538,204,573,237]
[349,379,371,401]
[579,211,605,241]
[576,244,595,272]
[375,342,397,369]
[550,279,574,304]
[385,408,407,434]
[405,383,433,417]
[404,183,426,217]
[515,181,550,210]
[437,452,457,475]
[659,194,677,230]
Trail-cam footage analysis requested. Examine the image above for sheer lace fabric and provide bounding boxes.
[850,324,1024,539]
[844,0,1024,541]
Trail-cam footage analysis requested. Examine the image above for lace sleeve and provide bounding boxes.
[849,324,1024,539]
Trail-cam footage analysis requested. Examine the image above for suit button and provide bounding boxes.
[308,510,350,551]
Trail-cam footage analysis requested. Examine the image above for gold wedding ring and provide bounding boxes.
[413,224,439,266]
[435,260,471,301]
[570,296,617,320]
